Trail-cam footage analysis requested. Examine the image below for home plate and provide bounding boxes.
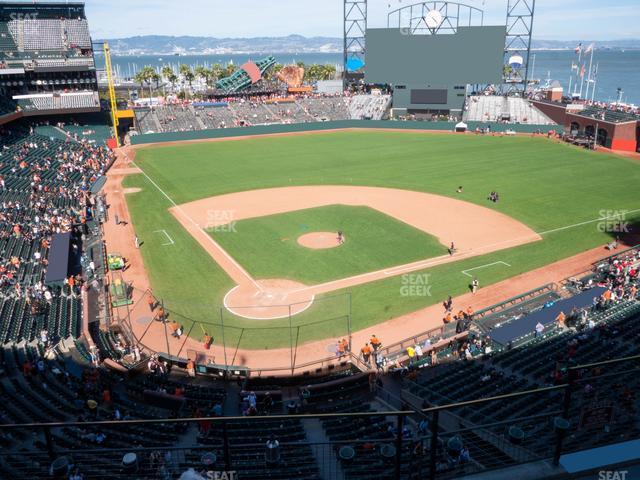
[223,279,315,320]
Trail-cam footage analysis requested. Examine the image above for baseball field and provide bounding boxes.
[121,130,640,350]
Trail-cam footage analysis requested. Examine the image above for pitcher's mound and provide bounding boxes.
[298,231,344,250]
[224,279,314,320]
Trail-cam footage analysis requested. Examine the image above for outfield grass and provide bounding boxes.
[209,204,445,284]
[123,131,640,348]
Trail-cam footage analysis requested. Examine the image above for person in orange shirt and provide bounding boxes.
[169,320,180,338]
[443,312,452,324]
[360,343,372,364]
[147,294,156,312]
[337,339,345,357]
[370,335,382,352]
[187,360,195,377]
[154,307,165,322]
[556,311,566,328]
[203,333,213,350]
[602,290,612,305]
[340,338,350,353]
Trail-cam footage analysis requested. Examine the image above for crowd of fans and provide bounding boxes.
[133,92,391,134]
[0,123,112,346]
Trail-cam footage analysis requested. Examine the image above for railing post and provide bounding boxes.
[429,410,440,480]
[394,413,404,480]
[219,307,228,370]
[43,426,55,460]
[553,373,575,465]
[222,420,231,471]
[289,305,294,376]
[162,299,171,359]
[347,292,353,354]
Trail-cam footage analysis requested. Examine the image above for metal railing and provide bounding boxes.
[2,354,638,480]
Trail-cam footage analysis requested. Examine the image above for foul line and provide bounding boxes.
[536,208,640,236]
[462,261,511,278]
[125,154,262,291]
[123,148,640,303]
[153,229,175,246]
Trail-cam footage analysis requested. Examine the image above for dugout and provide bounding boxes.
[44,232,71,287]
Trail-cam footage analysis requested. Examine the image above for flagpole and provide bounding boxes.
[585,47,594,101]
[591,62,599,103]
[579,61,586,99]
[573,46,582,96]
[568,73,572,99]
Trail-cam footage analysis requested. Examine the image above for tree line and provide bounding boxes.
[133,61,337,98]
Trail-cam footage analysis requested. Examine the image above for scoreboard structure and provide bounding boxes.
[365,25,506,114]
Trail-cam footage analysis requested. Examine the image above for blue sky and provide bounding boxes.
[78,0,639,40]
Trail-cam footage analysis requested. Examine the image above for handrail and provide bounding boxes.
[0,383,568,430]
[8,353,638,431]
[592,244,640,268]
[473,283,557,319]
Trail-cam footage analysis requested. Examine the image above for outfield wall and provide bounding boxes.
[130,120,560,145]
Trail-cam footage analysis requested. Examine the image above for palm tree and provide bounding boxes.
[179,64,192,77]
[143,66,156,99]
[134,66,156,100]
[161,65,179,93]
[194,65,209,87]
[222,63,236,78]
[161,65,174,81]
[307,64,322,82]
[133,70,146,99]
[166,71,178,92]
[210,63,223,83]
[152,71,162,91]
[178,64,195,96]
[322,64,336,81]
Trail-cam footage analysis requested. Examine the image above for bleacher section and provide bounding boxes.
[0,2,98,118]
[0,124,111,349]
[6,18,91,54]
[16,91,99,113]
[464,95,556,125]
[133,95,394,134]
[297,96,350,121]
[0,267,638,479]
[347,94,392,120]
[577,105,640,124]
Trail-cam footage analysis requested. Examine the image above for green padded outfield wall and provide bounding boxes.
[130,120,560,146]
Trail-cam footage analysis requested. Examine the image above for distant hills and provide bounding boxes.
[97,35,343,56]
[95,34,640,56]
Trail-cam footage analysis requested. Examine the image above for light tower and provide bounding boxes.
[343,0,367,88]
[503,0,536,96]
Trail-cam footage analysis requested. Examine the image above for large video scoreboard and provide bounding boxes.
[365,26,506,113]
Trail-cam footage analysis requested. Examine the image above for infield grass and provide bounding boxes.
[123,131,640,348]
[209,204,445,284]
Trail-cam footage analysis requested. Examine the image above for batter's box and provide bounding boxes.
[154,229,175,246]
